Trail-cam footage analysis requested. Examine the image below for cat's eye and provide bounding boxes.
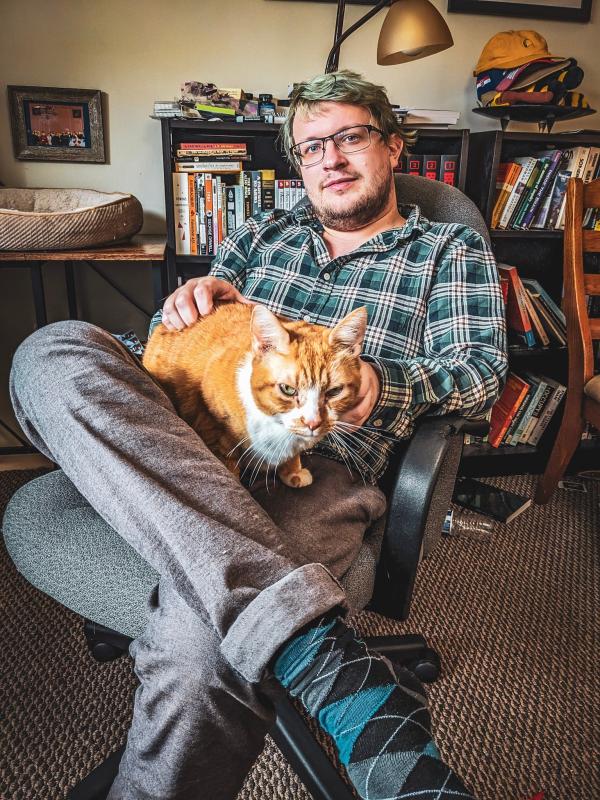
[279,383,297,397]
[326,386,343,398]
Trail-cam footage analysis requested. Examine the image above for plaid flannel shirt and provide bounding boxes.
[152,203,507,483]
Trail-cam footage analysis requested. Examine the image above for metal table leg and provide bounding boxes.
[65,262,78,319]
[30,261,48,328]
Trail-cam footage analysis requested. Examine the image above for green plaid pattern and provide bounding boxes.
[152,203,507,482]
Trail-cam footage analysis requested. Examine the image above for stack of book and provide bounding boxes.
[172,142,306,255]
[499,263,567,349]
[396,153,458,186]
[467,371,567,449]
[491,145,600,231]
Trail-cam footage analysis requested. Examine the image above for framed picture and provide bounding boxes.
[7,86,106,163]
[448,0,592,22]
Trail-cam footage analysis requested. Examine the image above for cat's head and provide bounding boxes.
[248,304,367,443]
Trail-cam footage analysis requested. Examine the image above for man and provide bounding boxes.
[10,71,507,799]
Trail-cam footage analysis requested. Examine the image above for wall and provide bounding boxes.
[1,0,599,445]
[1,0,599,229]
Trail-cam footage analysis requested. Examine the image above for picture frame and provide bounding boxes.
[447,0,592,23]
[7,85,106,163]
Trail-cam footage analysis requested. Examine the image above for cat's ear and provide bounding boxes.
[328,307,367,356]
[251,305,290,354]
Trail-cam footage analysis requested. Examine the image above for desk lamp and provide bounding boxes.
[325,0,453,73]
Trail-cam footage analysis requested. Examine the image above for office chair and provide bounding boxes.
[3,174,491,800]
[535,176,600,504]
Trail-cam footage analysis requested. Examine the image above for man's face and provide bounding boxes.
[292,101,403,231]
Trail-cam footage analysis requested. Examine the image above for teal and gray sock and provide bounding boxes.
[274,617,474,799]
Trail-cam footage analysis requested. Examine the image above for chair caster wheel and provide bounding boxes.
[409,648,440,683]
[90,642,124,663]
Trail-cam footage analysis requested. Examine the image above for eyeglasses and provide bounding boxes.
[292,124,384,167]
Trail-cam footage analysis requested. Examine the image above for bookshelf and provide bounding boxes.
[464,129,600,477]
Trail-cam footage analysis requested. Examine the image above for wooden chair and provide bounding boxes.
[535,176,600,504]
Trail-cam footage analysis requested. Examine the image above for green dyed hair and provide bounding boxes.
[280,70,417,167]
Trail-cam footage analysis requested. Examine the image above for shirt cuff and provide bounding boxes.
[361,355,413,433]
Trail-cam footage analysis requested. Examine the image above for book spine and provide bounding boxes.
[197,174,207,255]
[243,172,252,219]
[187,174,198,255]
[440,154,458,186]
[172,172,191,255]
[511,379,546,445]
[174,161,243,173]
[226,187,236,239]
[528,384,567,446]
[511,160,543,229]
[556,147,590,228]
[234,184,244,230]
[521,153,561,229]
[488,374,530,448]
[204,176,214,255]
[421,154,441,181]
[406,154,423,176]
[178,142,247,151]
[499,159,535,230]
[521,382,552,443]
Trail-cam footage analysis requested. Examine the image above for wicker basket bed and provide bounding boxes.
[0,188,143,251]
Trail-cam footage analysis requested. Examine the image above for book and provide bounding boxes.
[521,278,566,329]
[406,154,423,176]
[491,162,521,229]
[530,168,561,229]
[546,170,570,229]
[556,146,590,228]
[260,169,276,211]
[174,161,244,173]
[503,379,535,444]
[527,376,567,446]
[175,154,250,162]
[527,290,567,346]
[520,149,563,229]
[187,174,198,255]
[179,142,247,152]
[522,287,550,346]
[498,156,537,230]
[421,154,440,181]
[511,373,549,445]
[453,478,532,523]
[511,158,546,229]
[172,173,191,255]
[488,372,530,447]
[498,264,536,347]
[520,379,553,443]
[440,154,458,186]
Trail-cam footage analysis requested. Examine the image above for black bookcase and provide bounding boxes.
[463,129,600,476]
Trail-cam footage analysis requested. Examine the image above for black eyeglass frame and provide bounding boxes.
[291,124,386,167]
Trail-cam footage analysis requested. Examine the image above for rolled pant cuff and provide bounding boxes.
[220,562,348,683]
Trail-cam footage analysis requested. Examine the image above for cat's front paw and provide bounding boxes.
[279,467,313,488]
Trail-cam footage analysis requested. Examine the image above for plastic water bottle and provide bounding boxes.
[442,508,495,540]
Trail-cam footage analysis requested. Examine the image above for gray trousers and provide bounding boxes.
[10,321,387,800]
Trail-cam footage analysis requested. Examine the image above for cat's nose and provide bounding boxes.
[303,416,322,431]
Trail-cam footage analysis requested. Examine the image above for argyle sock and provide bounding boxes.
[274,617,475,799]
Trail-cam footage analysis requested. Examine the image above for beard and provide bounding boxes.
[310,168,393,232]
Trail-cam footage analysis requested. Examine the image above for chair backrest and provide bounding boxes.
[393,173,490,243]
[563,176,600,391]
[293,173,489,243]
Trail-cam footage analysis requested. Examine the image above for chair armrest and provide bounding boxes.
[372,414,484,620]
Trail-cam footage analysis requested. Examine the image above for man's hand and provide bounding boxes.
[340,360,380,428]
[161,277,254,331]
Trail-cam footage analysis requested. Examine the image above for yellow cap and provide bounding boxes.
[475,30,563,75]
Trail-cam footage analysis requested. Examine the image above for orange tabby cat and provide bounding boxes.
[142,302,366,488]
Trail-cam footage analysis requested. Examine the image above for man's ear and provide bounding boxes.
[387,133,403,170]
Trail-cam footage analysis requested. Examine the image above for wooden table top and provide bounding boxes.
[0,235,167,262]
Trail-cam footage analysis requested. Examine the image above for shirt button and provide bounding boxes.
[373,419,383,428]
[323,272,331,281]
[303,314,311,322]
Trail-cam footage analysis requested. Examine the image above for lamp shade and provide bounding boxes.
[377,0,453,65]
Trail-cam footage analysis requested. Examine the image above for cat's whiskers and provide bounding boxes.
[327,429,368,486]
[328,429,371,485]
[227,434,253,459]
[335,419,400,443]
[332,423,387,462]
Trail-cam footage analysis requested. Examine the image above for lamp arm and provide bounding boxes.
[325,0,392,73]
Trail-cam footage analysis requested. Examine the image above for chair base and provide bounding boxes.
[75,621,440,800]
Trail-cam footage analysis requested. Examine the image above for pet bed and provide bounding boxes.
[0,188,143,251]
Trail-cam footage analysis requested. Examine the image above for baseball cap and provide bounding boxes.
[475,30,564,75]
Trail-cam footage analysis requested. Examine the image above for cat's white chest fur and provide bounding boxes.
[236,355,303,465]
